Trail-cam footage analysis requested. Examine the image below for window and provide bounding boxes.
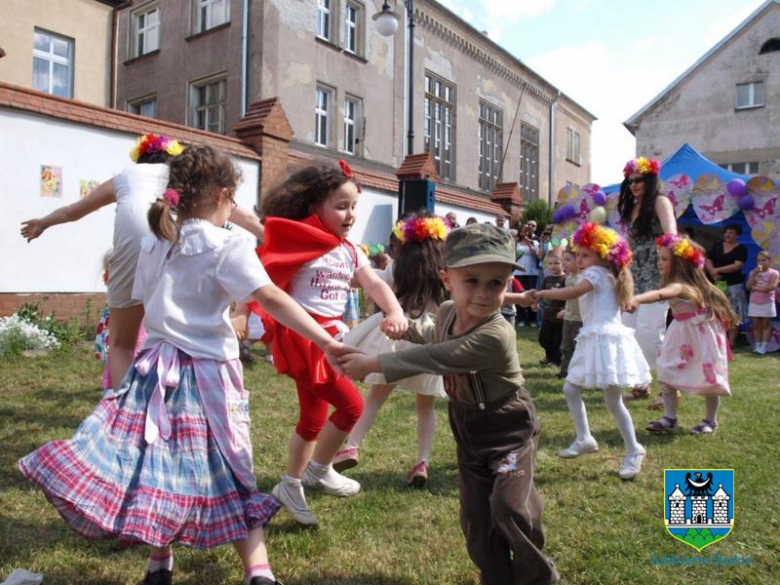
[195,0,229,34]
[128,95,157,118]
[566,127,581,165]
[345,1,363,55]
[32,29,73,98]
[479,102,502,191]
[315,86,334,147]
[132,4,160,57]
[317,0,332,41]
[424,73,456,180]
[759,38,780,54]
[520,123,539,200]
[719,162,759,175]
[191,76,226,133]
[735,82,764,109]
[343,96,361,155]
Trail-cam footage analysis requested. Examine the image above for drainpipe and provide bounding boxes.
[548,90,561,206]
[240,0,250,117]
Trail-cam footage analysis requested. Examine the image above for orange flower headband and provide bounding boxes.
[656,234,705,269]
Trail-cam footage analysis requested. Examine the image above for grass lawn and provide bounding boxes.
[1,329,778,584]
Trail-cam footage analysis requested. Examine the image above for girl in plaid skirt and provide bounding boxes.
[19,146,352,585]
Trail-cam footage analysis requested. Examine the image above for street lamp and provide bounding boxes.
[373,0,415,156]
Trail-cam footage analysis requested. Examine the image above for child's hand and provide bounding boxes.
[323,340,363,376]
[381,312,408,340]
[515,290,536,308]
[21,219,46,242]
[230,314,249,341]
[531,289,543,301]
[623,298,639,313]
[338,353,380,381]
[556,309,565,320]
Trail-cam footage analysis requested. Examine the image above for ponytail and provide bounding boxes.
[615,265,634,307]
[148,199,178,242]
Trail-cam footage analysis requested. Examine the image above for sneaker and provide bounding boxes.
[302,464,361,497]
[556,371,567,379]
[332,446,359,472]
[517,322,527,328]
[272,480,317,526]
[690,419,718,435]
[407,461,429,488]
[264,353,274,365]
[558,437,599,458]
[618,447,646,480]
[530,322,538,328]
[140,570,172,585]
[539,358,550,366]
[249,578,284,585]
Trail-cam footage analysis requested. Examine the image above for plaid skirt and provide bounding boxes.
[18,348,279,549]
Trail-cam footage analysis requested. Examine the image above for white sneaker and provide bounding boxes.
[756,343,767,355]
[558,437,599,458]
[272,480,317,526]
[302,463,361,497]
[618,447,646,480]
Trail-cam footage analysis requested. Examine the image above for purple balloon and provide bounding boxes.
[727,179,747,198]
[552,210,563,224]
[592,190,607,206]
[737,194,754,210]
[560,203,577,220]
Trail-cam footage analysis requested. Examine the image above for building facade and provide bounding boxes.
[115,0,594,207]
[0,0,121,107]
[625,0,780,178]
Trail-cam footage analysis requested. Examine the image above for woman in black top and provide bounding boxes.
[706,223,747,346]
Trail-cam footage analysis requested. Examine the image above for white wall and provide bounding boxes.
[1,109,260,293]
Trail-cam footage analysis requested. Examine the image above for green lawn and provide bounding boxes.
[1,331,778,584]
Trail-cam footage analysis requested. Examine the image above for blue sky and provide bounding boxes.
[437,0,766,185]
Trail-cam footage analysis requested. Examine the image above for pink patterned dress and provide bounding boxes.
[656,300,730,396]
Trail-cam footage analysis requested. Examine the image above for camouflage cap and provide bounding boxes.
[444,223,522,270]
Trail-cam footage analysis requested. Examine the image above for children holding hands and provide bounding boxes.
[340,223,558,585]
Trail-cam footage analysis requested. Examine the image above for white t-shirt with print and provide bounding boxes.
[289,243,369,317]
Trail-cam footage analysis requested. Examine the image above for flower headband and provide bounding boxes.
[130,133,184,163]
[392,215,450,244]
[656,234,705,269]
[572,222,633,268]
[623,157,660,178]
[338,159,362,193]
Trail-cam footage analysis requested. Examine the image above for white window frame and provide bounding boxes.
[132,3,160,58]
[195,0,229,34]
[566,127,581,165]
[735,81,764,109]
[343,95,361,155]
[520,123,540,200]
[720,162,759,175]
[317,0,332,42]
[424,72,456,180]
[128,95,157,118]
[315,85,334,148]
[190,75,227,134]
[32,29,73,98]
[344,1,363,55]
[478,102,502,191]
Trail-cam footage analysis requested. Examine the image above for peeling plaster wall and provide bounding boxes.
[634,6,780,178]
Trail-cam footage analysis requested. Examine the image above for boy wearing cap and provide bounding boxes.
[340,224,559,585]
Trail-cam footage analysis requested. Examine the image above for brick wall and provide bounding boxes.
[0,293,107,323]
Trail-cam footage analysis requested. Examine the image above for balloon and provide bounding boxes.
[727,179,747,198]
[592,190,607,206]
[551,237,560,247]
[737,194,754,210]
[552,210,563,224]
[589,206,607,224]
[560,237,568,248]
[560,203,577,220]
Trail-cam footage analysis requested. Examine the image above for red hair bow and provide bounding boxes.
[338,159,361,192]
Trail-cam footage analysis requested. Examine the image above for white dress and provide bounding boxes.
[566,266,651,389]
[343,311,446,397]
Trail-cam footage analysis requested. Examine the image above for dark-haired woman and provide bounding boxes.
[706,224,748,346]
[618,157,676,402]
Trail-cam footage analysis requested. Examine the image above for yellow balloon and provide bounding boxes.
[589,206,607,224]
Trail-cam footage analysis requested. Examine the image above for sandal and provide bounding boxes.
[332,446,359,472]
[690,419,718,435]
[407,461,429,488]
[623,385,650,401]
[646,416,677,433]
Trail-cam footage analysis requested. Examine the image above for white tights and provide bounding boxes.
[563,382,642,454]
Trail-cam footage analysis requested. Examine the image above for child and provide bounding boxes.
[340,224,559,585]
[335,213,449,488]
[558,248,582,379]
[533,223,649,480]
[538,253,566,367]
[628,235,739,434]
[747,250,779,354]
[19,145,352,585]
[257,160,407,526]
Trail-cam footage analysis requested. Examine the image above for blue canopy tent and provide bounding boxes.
[602,143,760,275]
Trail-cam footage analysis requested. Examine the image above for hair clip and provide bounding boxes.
[163,188,180,209]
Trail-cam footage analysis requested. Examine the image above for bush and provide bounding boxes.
[0,314,60,357]
[520,199,553,233]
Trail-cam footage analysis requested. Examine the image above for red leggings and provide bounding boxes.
[294,376,364,441]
